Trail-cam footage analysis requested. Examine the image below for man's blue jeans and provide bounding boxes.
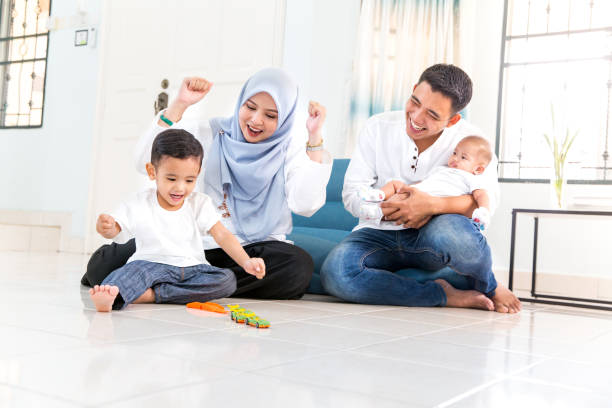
[320,214,497,306]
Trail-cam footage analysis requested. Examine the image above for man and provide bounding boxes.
[320,64,520,313]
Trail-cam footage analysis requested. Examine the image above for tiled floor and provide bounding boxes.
[1,251,612,407]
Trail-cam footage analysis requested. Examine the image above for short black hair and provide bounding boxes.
[151,129,203,168]
[417,64,473,114]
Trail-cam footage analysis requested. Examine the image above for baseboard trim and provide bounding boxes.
[494,268,612,302]
[0,210,85,253]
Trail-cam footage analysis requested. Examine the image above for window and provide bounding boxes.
[496,0,612,182]
[0,0,51,128]
[348,0,461,152]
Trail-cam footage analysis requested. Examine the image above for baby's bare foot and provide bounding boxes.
[435,279,494,311]
[89,285,119,312]
[492,285,521,314]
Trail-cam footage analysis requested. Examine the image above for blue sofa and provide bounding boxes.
[288,159,470,295]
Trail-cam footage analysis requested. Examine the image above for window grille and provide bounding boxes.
[0,0,51,128]
[496,0,612,183]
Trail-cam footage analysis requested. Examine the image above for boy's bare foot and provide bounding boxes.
[89,284,119,312]
[492,285,521,313]
[435,279,494,311]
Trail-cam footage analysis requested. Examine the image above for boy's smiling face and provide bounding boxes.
[146,156,201,210]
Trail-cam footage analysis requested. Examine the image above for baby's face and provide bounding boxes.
[448,141,484,174]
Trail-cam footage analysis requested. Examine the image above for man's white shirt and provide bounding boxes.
[343,111,500,231]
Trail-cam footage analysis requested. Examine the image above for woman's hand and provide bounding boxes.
[96,214,121,239]
[306,101,326,143]
[243,258,266,280]
[176,77,213,108]
[161,77,213,126]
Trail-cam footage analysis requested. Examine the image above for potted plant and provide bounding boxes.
[543,106,578,209]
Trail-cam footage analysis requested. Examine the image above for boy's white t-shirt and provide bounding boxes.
[412,166,486,197]
[111,189,220,267]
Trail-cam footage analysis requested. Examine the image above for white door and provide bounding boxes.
[86,0,285,251]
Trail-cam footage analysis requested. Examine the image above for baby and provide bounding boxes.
[89,129,265,312]
[360,135,493,230]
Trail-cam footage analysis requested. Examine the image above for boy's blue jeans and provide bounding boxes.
[101,260,237,310]
[320,214,497,306]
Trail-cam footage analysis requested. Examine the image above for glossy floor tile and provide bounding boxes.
[1,251,612,408]
[444,377,611,408]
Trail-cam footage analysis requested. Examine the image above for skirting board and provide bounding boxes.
[495,268,612,303]
[0,210,84,253]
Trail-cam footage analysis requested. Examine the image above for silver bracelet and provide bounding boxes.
[306,144,324,151]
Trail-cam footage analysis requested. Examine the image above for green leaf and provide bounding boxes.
[542,102,580,179]
[565,129,578,155]
[544,133,552,150]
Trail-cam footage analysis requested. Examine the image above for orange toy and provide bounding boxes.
[186,302,227,314]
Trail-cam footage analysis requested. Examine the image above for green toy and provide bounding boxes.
[245,315,270,328]
[227,304,270,329]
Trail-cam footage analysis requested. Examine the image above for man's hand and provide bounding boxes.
[243,257,266,280]
[380,186,435,228]
[96,214,120,239]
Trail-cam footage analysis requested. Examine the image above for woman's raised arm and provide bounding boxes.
[305,101,330,163]
[159,77,213,127]
[134,77,213,174]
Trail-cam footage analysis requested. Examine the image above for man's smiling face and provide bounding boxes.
[404,81,460,147]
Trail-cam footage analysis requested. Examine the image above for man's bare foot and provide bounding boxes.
[435,279,494,311]
[89,284,119,312]
[492,285,521,313]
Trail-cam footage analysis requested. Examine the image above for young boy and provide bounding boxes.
[359,135,493,230]
[89,129,265,312]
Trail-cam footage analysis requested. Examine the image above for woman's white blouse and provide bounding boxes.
[134,114,332,249]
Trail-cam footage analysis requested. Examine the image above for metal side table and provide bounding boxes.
[508,208,612,311]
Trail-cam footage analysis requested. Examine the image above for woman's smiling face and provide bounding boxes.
[238,92,279,143]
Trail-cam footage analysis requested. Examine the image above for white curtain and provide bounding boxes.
[346,0,462,155]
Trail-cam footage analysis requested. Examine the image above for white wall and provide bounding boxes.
[0,0,101,239]
[283,0,360,158]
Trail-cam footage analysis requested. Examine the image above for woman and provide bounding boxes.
[82,67,332,299]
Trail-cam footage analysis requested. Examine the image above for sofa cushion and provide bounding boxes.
[288,230,349,294]
[325,159,350,202]
[290,226,351,243]
[292,202,358,231]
